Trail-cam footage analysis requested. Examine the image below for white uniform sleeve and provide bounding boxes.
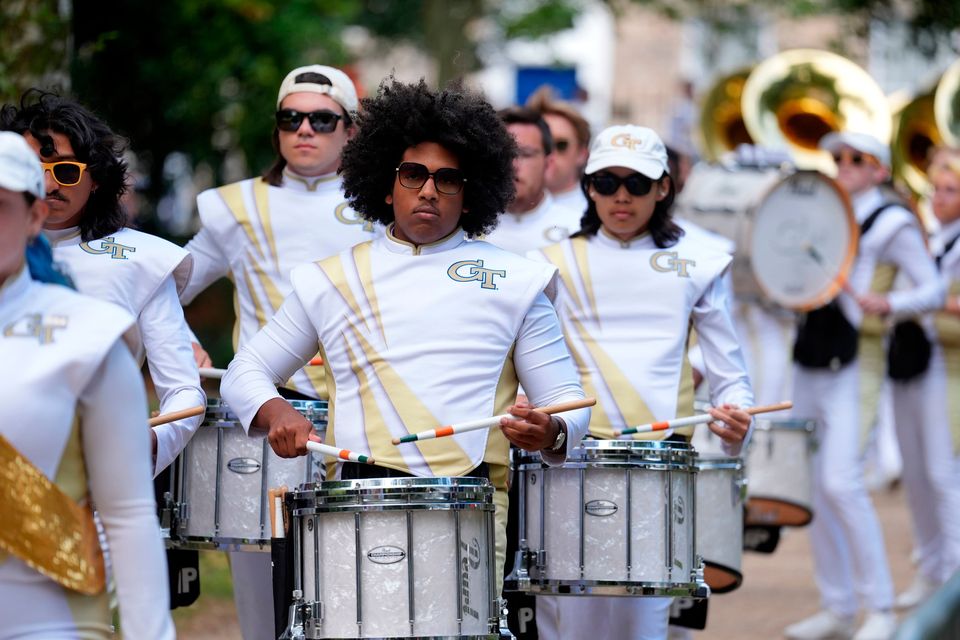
[691,268,755,456]
[514,291,590,465]
[221,293,319,431]
[881,222,945,316]
[81,341,174,640]
[179,226,230,305]
[141,276,206,475]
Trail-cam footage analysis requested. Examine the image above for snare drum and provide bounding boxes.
[286,477,499,639]
[164,398,327,550]
[745,419,816,527]
[511,440,706,597]
[696,456,745,593]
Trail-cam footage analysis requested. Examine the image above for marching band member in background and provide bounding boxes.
[178,64,377,640]
[0,130,174,639]
[889,150,960,609]
[484,106,582,254]
[785,132,944,640]
[530,125,754,640]
[221,78,591,591]
[0,90,204,477]
[526,86,591,214]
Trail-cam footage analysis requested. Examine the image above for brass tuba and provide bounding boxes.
[697,68,755,162]
[741,49,891,173]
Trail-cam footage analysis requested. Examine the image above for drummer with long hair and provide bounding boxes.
[0,131,173,638]
[529,125,754,640]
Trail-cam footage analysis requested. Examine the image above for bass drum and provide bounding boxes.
[673,162,786,302]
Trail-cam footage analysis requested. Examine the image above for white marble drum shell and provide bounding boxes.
[695,456,744,593]
[292,479,498,639]
[171,399,327,549]
[745,418,816,527]
[516,441,701,596]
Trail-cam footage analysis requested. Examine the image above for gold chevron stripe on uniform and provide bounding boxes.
[340,334,410,474]
[567,314,657,440]
[946,346,960,455]
[252,179,279,271]
[352,243,386,345]
[858,332,886,452]
[0,425,104,595]
[217,182,265,262]
[563,331,617,438]
[317,254,373,335]
[540,244,585,314]
[482,344,517,473]
[935,280,960,348]
[571,236,600,324]
[241,259,268,329]
[347,321,473,477]
[861,263,897,337]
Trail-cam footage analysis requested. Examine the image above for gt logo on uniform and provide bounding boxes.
[447,259,507,290]
[80,237,136,260]
[650,251,695,278]
[3,313,68,344]
[334,202,376,232]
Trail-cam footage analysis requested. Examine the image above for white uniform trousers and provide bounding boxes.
[892,346,960,584]
[536,595,672,640]
[230,551,275,640]
[792,361,895,615]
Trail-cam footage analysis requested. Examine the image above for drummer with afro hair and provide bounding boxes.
[221,78,592,590]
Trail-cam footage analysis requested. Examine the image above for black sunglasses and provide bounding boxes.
[590,171,654,196]
[396,162,467,196]
[831,150,872,166]
[275,109,343,133]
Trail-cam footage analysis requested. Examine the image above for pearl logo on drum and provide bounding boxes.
[367,545,406,564]
[584,499,618,517]
[460,537,482,621]
[226,457,262,474]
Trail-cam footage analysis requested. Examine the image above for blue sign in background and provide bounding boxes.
[516,66,579,105]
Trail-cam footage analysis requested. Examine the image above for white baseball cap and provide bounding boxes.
[0,131,44,199]
[276,64,359,114]
[585,125,669,179]
[819,131,890,168]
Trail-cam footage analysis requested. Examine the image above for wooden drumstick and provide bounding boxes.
[306,440,375,464]
[199,367,226,379]
[393,397,597,445]
[803,244,855,295]
[148,405,206,427]
[268,486,288,538]
[615,401,793,436]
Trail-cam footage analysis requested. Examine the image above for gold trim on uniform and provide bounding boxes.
[252,179,280,272]
[572,237,600,324]
[217,182,265,261]
[352,243,387,345]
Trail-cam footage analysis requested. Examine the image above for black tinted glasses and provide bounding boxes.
[275,109,343,133]
[41,161,88,187]
[396,162,467,195]
[590,171,654,196]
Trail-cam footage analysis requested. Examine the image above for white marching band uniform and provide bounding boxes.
[0,267,173,639]
[484,193,584,255]
[530,228,754,640]
[46,226,204,475]
[791,186,944,619]
[181,169,380,399]
[221,226,591,589]
[180,169,380,640]
[891,217,960,589]
[550,186,589,218]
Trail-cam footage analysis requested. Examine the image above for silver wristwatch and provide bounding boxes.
[544,419,567,453]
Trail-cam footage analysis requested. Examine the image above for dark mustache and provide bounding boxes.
[46,191,67,201]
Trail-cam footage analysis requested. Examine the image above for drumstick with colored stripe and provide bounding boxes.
[392,397,597,445]
[148,405,206,427]
[308,357,324,366]
[804,244,855,295]
[306,440,375,465]
[614,401,792,436]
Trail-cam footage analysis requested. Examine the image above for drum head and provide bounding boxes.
[751,171,857,310]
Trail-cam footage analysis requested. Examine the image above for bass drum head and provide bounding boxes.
[751,171,857,311]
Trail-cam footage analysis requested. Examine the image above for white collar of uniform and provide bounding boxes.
[44,226,82,247]
[281,168,341,193]
[380,223,466,256]
[0,265,33,310]
[851,186,885,222]
[505,191,553,222]
[596,225,652,250]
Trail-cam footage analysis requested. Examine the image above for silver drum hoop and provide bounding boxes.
[514,439,697,472]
